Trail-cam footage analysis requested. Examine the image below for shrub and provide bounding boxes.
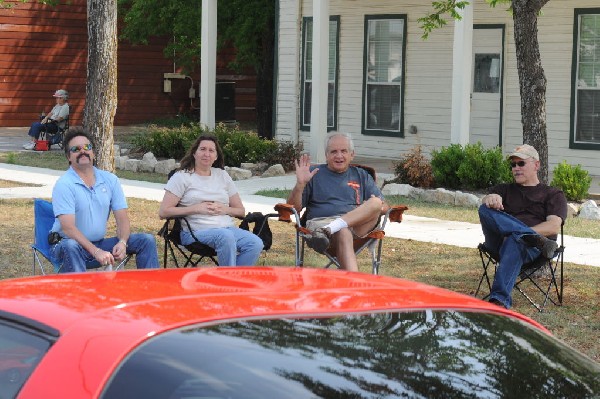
[132,122,287,167]
[391,146,435,188]
[430,144,464,189]
[262,141,304,172]
[211,124,277,167]
[131,124,203,160]
[456,143,512,190]
[431,142,511,190]
[551,161,591,202]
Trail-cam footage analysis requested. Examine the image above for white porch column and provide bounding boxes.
[200,0,217,130]
[450,2,473,145]
[309,0,329,163]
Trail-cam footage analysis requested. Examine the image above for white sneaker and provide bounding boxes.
[23,142,35,150]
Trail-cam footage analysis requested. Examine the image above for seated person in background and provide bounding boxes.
[50,127,159,272]
[288,132,389,272]
[479,144,567,309]
[158,135,263,266]
[24,89,70,150]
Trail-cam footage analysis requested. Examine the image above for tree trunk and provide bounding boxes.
[512,0,550,183]
[255,12,275,139]
[84,0,118,172]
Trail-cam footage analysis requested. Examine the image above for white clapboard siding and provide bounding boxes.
[275,0,600,175]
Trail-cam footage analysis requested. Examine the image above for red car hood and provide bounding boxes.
[0,267,548,398]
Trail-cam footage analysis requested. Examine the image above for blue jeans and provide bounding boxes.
[28,121,58,140]
[478,205,542,308]
[51,233,159,273]
[181,227,263,266]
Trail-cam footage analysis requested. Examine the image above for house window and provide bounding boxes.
[572,10,600,147]
[300,17,339,131]
[362,15,406,137]
[474,54,501,93]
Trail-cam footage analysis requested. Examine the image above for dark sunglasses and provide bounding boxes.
[69,143,93,153]
[510,160,527,168]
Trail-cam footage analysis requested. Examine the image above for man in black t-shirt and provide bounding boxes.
[479,144,567,309]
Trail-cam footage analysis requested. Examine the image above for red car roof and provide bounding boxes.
[0,267,548,398]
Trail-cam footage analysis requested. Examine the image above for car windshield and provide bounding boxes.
[0,322,53,399]
[102,310,600,399]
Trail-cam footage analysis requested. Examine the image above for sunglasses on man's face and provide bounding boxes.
[69,143,93,153]
[510,160,527,168]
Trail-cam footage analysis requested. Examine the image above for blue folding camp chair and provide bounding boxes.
[32,198,130,274]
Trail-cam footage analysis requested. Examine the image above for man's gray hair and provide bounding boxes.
[325,131,355,153]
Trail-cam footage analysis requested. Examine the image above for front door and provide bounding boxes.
[470,26,504,148]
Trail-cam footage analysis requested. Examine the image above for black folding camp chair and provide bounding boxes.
[46,115,69,149]
[474,226,565,312]
[158,217,219,268]
[158,212,278,268]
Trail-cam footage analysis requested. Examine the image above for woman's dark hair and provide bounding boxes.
[63,126,95,158]
[179,135,225,171]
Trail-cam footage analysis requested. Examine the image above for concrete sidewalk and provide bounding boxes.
[1,163,598,267]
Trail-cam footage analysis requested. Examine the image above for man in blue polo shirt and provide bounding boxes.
[50,127,159,272]
[287,132,388,272]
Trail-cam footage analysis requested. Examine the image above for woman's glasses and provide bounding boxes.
[69,143,93,153]
[510,160,527,168]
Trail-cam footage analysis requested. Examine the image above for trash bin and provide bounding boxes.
[215,81,235,122]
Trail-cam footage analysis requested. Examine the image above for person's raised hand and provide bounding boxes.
[295,153,318,185]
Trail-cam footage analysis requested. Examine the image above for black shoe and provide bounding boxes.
[522,234,558,259]
[306,227,331,254]
[489,298,507,309]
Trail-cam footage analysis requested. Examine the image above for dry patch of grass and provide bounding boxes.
[1,198,598,363]
[0,180,41,189]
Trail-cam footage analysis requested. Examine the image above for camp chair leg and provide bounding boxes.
[369,240,383,274]
[297,236,305,267]
[323,253,341,270]
[33,249,46,275]
[476,243,564,312]
[113,254,133,271]
[474,246,495,300]
[162,234,170,268]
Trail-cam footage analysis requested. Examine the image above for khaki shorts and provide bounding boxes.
[306,216,379,239]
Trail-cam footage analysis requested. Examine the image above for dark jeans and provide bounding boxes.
[478,205,541,308]
[51,233,160,273]
[28,121,58,140]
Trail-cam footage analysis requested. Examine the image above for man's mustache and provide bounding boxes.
[76,153,91,163]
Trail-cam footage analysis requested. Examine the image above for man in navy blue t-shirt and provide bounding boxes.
[287,132,388,272]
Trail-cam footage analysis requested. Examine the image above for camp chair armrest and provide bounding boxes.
[387,205,408,223]
[274,203,301,223]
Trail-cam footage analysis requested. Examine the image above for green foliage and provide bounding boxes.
[118,0,275,74]
[430,144,465,189]
[131,124,203,160]
[431,143,511,190]
[118,0,201,72]
[418,1,470,39]
[392,146,435,188]
[551,161,592,202]
[5,152,16,164]
[213,125,276,167]
[456,143,511,190]
[131,122,290,167]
